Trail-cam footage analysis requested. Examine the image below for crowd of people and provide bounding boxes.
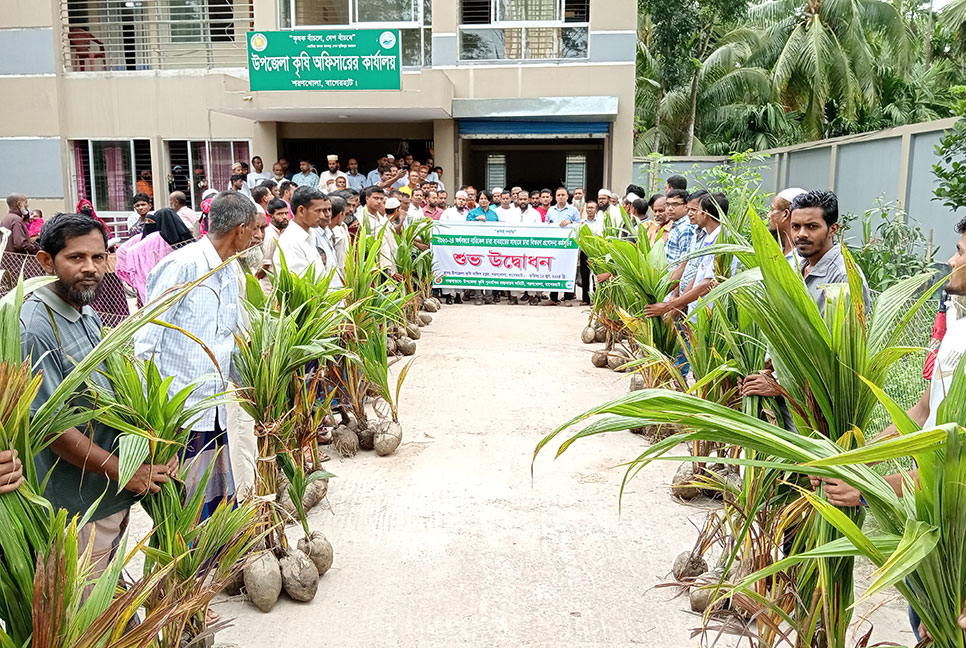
[3,142,966,642]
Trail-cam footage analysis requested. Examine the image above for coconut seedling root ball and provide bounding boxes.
[671,463,702,500]
[594,327,607,343]
[374,421,403,456]
[581,326,596,344]
[689,568,726,613]
[591,350,608,368]
[396,337,416,356]
[419,313,433,326]
[279,549,319,602]
[672,551,709,580]
[298,531,334,577]
[386,337,398,356]
[607,352,629,372]
[242,552,282,612]
[629,373,646,391]
[333,426,359,457]
[224,567,245,596]
[421,299,439,313]
[356,424,375,451]
[405,322,421,339]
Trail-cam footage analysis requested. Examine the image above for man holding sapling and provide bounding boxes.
[135,191,260,521]
[22,213,177,576]
[742,190,871,399]
[804,214,966,642]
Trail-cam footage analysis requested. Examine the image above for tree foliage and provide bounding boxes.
[636,0,966,154]
[932,87,966,213]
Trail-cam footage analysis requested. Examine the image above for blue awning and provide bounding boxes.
[458,119,610,139]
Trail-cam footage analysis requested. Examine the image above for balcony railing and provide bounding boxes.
[61,0,253,72]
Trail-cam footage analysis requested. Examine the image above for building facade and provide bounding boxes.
[0,0,636,219]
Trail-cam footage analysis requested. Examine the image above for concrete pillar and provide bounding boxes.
[151,135,167,208]
[897,131,912,211]
[433,119,456,192]
[610,111,633,194]
[252,121,278,164]
[252,0,278,30]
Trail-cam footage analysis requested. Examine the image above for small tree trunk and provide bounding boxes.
[684,72,700,155]
[654,85,664,154]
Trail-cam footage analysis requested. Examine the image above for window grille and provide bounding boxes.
[165,139,252,210]
[565,154,586,191]
[61,0,254,72]
[287,0,431,67]
[458,0,588,61]
[485,154,507,192]
[70,139,153,213]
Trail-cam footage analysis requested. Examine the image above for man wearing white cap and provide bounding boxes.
[768,187,807,267]
[378,196,405,282]
[319,155,348,192]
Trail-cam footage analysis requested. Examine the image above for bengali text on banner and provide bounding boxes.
[431,223,579,291]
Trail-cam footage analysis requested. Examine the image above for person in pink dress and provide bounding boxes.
[115,207,194,305]
[26,209,44,238]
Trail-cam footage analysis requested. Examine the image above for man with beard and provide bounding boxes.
[135,192,259,521]
[572,187,586,220]
[22,213,176,578]
[319,154,348,192]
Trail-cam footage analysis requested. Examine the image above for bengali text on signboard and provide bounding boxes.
[247,29,401,91]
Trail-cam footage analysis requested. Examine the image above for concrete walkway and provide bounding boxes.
[210,303,913,647]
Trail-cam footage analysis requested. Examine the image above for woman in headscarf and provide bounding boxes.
[115,207,193,305]
[75,198,109,231]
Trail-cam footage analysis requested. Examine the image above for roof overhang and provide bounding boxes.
[211,106,450,123]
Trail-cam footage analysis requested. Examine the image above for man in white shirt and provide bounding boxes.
[319,155,348,192]
[271,161,287,185]
[274,185,330,281]
[247,156,272,189]
[440,190,470,222]
[258,198,289,295]
[360,186,388,233]
[379,198,405,282]
[494,190,521,223]
[582,199,605,235]
[328,195,350,272]
[515,191,543,225]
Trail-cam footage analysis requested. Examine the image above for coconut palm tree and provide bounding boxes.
[637,34,778,155]
[746,0,912,139]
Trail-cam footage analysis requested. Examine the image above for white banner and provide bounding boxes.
[431,223,579,291]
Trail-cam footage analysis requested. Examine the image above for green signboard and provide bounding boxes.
[247,29,401,91]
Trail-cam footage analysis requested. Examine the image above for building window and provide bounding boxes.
[70,140,152,213]
[286,0,431,67]
[165,140,251,210]
[458,0,589,61]
[565,154,586,191]
[485,154,506,192]
[61,0,254,72]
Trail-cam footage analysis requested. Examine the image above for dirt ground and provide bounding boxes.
[173,302,914,647]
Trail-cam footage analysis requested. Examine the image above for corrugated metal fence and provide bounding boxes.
[632,118,960,255]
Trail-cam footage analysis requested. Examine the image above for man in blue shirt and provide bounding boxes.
[466,190,498,221]
[546,187,580,227]
[292,159,320,188]
[542,187,580,306]
[345,157,366,192]
[663,189,694,267]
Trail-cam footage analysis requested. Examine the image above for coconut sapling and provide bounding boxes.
[277,451,335,586]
